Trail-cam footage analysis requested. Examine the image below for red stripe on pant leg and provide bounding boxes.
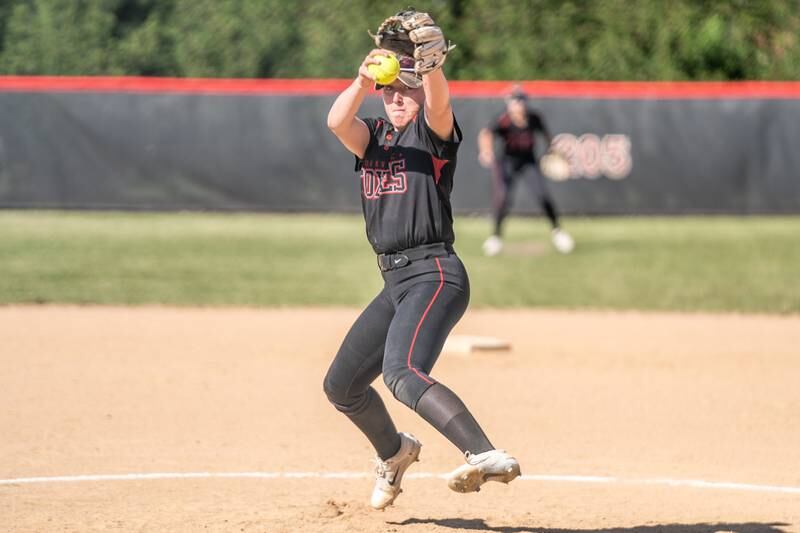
[406,258,445,385]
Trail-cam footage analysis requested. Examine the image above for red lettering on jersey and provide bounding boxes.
[361,159,408,199]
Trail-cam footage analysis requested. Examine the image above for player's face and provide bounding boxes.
[507,98,527,122]
[382,82,424,130]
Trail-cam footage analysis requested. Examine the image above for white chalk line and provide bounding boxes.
[0,472,798,495]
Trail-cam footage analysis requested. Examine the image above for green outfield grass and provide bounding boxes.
[1,211,798,313]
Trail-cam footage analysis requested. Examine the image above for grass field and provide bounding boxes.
[1,210,798,313]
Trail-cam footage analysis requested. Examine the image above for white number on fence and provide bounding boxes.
[550,133,632,180]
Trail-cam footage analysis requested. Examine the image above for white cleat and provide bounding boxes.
[482,235,503,256]
[370,432,422,510]
[551,228,575,254]
[446,449,521,494]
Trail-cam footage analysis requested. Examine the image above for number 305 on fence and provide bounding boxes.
[548,134,632,181]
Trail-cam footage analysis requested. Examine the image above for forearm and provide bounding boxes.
[423,69,454,139]
[423,69,452,119]
[327,78,371,132]
[478,129,494,154]
[539,118,553,146]
[543,127,553,146]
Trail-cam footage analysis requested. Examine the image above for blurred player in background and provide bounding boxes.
[478,86,574,256]
[324,9,520,511]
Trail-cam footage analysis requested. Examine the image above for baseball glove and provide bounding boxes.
[540,150,571,182]
[370,9,454,75]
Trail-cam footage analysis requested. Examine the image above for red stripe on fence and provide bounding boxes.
[0,76,798,99]
[0,76,353,95]
[450,80,800,99]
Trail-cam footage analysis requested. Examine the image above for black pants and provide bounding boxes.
[492,156,559,235]
[323,251,470,453]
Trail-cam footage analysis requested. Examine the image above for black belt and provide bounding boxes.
[377,242,452,272]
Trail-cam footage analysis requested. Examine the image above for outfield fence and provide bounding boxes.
[1,77,799,214]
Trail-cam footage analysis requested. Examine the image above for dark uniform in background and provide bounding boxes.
[479,88,573,255]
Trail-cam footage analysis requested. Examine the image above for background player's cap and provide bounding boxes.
[375,55,423,90]
[506,84,528,102]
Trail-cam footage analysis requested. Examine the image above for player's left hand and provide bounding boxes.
[371,9,455,75]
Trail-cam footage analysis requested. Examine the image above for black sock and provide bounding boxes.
[414,383,494,455]
[493,218,504,237]
[541,197,559,229]
[344,387,401,460]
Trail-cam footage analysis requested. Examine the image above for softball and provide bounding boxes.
[368,53,400,86]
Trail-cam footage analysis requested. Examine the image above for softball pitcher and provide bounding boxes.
[324,10,520,510]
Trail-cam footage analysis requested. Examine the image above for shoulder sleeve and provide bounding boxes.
[529,111,546,132]
[414,107,462,160]
[362,117,378,136]
[354,117,381,171]
[490,112,506,134]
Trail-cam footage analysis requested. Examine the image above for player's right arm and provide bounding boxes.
[477,127,495,168]
[531,111,553,147]
[327,50,384,158]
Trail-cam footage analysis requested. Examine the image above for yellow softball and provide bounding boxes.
[367,53,400,86]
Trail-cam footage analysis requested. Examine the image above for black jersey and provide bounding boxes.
[491,110,547,160]
[356,107,462,255]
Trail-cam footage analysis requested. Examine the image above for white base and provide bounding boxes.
[443,335,512,354]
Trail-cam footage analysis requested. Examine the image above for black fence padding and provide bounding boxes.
[1,91,798,214]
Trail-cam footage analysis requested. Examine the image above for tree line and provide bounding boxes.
[1,0,798,80]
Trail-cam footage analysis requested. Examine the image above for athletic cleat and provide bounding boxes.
[482,235,503,256]
[551,228,575,254]
[370,432,422,510]
[446,449,521,493]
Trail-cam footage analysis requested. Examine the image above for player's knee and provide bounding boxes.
[323,367,368,414]
[323,368,348,407]
[382,367,418,408]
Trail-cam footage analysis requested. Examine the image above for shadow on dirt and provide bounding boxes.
[387,518,791,533]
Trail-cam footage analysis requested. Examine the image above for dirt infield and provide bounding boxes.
[1,306,799,532]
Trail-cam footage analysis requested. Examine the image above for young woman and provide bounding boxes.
[324,41,520,510]
[478,86,574,256]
